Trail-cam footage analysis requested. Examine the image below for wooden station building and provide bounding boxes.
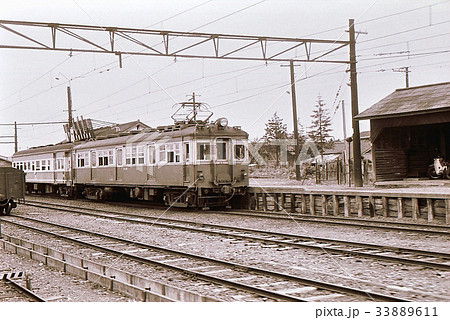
[355,82,450,182]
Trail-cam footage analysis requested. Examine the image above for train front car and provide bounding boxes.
[162,118,249,209]
[71,116,249,209]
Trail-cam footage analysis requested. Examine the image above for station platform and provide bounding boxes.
[249,178,450,198]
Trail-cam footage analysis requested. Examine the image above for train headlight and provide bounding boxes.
[217,117,228,127]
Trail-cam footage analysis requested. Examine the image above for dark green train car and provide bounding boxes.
[0,167,25,215]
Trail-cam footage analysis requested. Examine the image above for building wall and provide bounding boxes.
[0,158,12,167]
[372,122,450,181]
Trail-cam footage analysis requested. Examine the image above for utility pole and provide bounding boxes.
[405,66,410,88]
[349,19,363,187]
[393,67,410,88]
[14,121,18,152]
[66,86,73,142]
[341,100,347,140]
[192,92,196,122]
[289,60,301,180]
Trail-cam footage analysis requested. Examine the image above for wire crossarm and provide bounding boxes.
[0,20,350,64]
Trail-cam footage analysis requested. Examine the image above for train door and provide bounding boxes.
[214,138,232,183]
[90,151,97,180]
[52,152,57,184]
[116,148,123,181]
[183,142,191,182]
[147,144,156,180]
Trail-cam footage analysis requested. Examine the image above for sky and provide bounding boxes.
[1,0,449,156]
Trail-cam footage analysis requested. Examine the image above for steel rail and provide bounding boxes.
[2,216,408,302]
[3,278,46,302]
[23,201,450,271]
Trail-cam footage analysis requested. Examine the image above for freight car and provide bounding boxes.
[12,103,249,209]
[0,167,25,215]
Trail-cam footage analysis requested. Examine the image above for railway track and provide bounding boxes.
[2,214,411,302]
[26,196,450,235]
[23,200,450,271]
[0,272,45,302]
[221,210,450,236]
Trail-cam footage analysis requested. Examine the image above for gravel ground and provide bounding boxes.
[0,244,133,302]
[5,198,449,301]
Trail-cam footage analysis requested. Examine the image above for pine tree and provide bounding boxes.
[261,112,289,167]
[308,96,334,154]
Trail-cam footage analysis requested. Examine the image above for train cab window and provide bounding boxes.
[197,142,211,160]
[234,144,246,160]
[216,139,228,161]
[41,160,47,171]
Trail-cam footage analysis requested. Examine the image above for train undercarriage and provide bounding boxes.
[25,182,247,209]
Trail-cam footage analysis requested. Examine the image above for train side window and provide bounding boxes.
[137,146,145,164]
[197,142,211,160]
[234,144,246,160]
[41,160,46,171]
[32,161,35,171]
[216,139,228,160]
[148,145,156,164]
[36,160,41,171]
[91,151,97,167]
[98,150,113,166]
[175,143,180,162]
[126,147,136,165]
[116,148,123,166]
[167,144,175,163]
[108,150,114,166]
[57,158,64,170]
[159,145,166,163]
[77,153,88,168]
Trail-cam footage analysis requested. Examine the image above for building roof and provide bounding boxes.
[355,82,450,120]
[93,120,151,138]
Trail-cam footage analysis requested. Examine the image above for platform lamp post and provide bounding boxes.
[55,73,74,143]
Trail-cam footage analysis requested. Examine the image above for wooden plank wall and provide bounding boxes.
[250,190,450,224]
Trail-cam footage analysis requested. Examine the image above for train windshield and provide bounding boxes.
[197,142,211,160]
[216,139,228,160]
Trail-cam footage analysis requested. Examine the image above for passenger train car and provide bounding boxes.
[12,109,249,209]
